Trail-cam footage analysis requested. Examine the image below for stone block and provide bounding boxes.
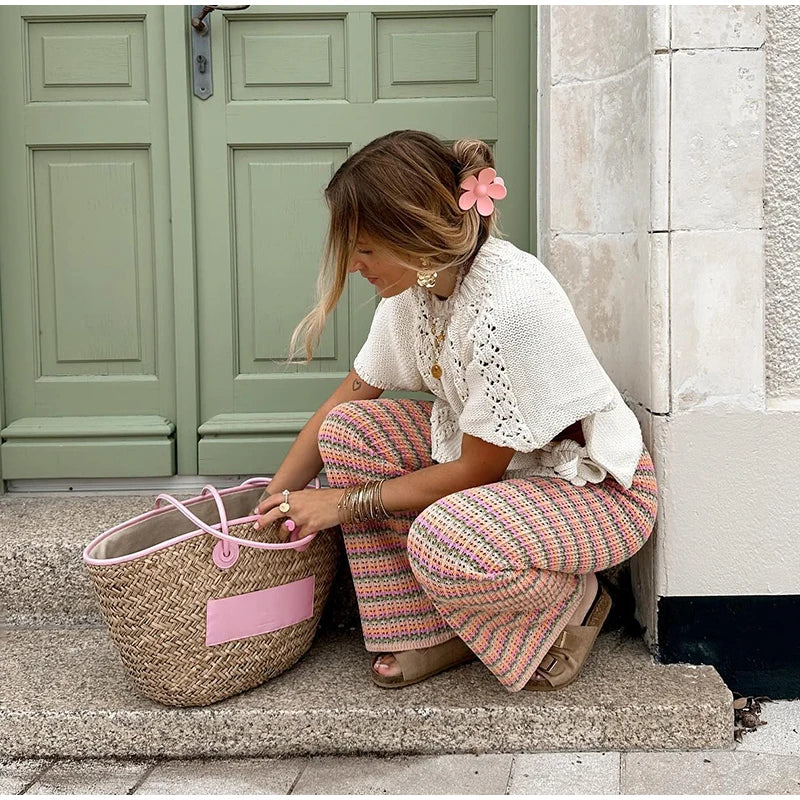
[621,750,800,794]
[549,231,651,409]
[0,759,52,794]
[27,759,154,794]
[293,754,513,795]
[672,6,766,49]
[654,409,800,595]
[551,61,650,233]
[649,232,669,414]
[0,627,733,759]
[671,49,764,230]
[509,752,621,794]
[650,53,669,232]
[551,6,649,81]
[670,229,764,411]
[135,757,304,794]
[650,6,670,51]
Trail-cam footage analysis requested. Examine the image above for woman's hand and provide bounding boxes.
[252,487,345,542]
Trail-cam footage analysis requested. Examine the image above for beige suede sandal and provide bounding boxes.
[371,637,476,689]
[524,583,612,692]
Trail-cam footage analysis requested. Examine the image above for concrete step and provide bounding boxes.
[0,492,359,631]
[0,625,733,759]
[0,491,735,758]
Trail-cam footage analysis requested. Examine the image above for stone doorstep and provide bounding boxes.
[1,626,734,759]
[0,492,735,758]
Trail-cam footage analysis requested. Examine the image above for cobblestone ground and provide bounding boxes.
[2,701,798,795]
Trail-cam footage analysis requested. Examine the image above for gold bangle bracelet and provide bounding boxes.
[376,478,390,518]
[353,484,365,523]
[347,485,359,523]
[374,479,387,519]
[367,479,385,520]
[337,480,391,524]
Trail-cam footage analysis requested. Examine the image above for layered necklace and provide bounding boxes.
[422,259,469,380]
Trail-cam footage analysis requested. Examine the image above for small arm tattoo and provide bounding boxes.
[352,378,362,392]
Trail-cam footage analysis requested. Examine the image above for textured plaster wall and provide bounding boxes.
[764,5,800,401]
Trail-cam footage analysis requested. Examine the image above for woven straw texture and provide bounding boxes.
[86,499,340,708]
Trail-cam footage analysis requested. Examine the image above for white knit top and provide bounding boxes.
[352,235,644,490]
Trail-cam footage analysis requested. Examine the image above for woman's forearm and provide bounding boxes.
[379,460,486,515]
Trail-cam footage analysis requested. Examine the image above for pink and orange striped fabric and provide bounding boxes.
[318,398,658,692]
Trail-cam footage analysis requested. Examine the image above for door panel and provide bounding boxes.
[193,5,533,474]
[0,6,177,477]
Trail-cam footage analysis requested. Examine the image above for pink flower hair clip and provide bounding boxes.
[458,167,507,216]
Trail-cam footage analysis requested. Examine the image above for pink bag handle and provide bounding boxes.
[153,476,322,510]
[153,481,321,553]
[153,476,322,511]
[238,476,322,491]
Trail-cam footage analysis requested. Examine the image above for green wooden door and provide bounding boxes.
[0,5,179,478]
[0,5,534,480]
[191,4,535,474]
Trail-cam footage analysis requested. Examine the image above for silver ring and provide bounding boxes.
[279,488,290,514]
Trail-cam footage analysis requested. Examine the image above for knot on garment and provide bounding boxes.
[539,439,608,487]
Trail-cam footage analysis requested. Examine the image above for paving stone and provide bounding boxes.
[621,750,800,794]
[0,759,52,794]
[26,759,154,794]
[733,700,800,757]
[135,757,304,795]
[508,752,621,794]
[292,754,514,795]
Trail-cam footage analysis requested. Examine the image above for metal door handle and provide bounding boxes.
[191,5,250,36]
[190,4,249,100]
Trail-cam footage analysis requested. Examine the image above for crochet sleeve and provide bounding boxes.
[458,272,619,452]
[353,295,424,392]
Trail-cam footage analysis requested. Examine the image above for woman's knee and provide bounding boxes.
[407,495,505,585]
[317,400,373,461]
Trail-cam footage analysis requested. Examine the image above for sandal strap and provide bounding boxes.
[531,586,613,687]
[392,637,473,682]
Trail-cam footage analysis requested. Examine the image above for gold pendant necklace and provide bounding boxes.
[430,316,447,379]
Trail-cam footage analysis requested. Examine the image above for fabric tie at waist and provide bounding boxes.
[537,439,607,487]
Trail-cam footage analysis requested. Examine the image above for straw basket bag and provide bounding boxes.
[83,477,340,707]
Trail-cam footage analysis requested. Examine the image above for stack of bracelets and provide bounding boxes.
[337,478,391,524]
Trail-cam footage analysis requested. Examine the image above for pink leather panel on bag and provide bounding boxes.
[205,575,315,646]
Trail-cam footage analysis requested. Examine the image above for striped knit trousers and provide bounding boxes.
[317,397,659,692]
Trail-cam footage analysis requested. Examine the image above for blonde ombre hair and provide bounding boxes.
[286,130,506,364]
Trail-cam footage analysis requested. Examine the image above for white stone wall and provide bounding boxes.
[538,6,652,410]
[540,5,799,651]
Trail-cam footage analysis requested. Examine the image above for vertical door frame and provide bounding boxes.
[0,7,17,493]
[164,6,200,474]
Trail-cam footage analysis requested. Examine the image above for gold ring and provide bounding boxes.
[279,488,290,514]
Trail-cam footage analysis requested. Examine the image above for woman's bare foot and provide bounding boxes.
[531,571,599,681]
[372,651,405,678]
